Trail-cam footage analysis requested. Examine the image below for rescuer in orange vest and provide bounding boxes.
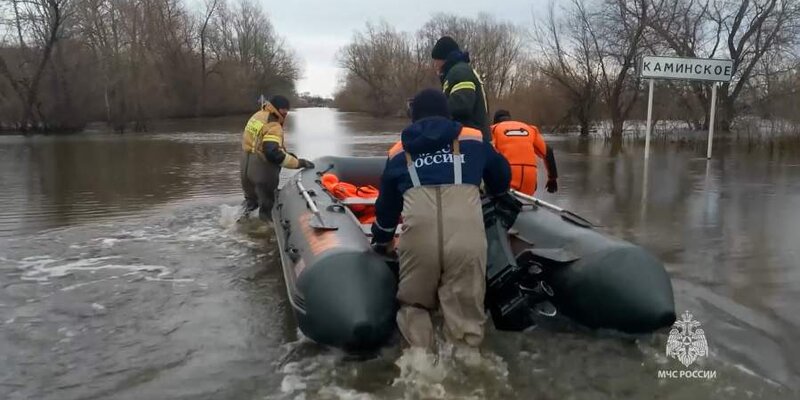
[490,110,558,195]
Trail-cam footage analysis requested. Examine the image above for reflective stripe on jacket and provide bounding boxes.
[241,102,300,168]
[440,52,490,142]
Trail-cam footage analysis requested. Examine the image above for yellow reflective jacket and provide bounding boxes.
[241,102,300,168]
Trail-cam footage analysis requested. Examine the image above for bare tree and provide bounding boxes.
[0,0,301,131]
[418,13,525,99]
[647,0,800,130]
[338,22,424,116]
[589,0,648,139]
[0,0,73,130]
[718,0,800,128]
[199,0,219,115]
[202,0,299,113]
[74,0,121,127]
[533,0,647,139]
[337,15,527,117]
[533,1,601,136]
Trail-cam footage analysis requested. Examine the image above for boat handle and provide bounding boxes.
[297,181,321,214]
[317,164,335,176]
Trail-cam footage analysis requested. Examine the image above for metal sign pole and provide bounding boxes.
[707,82,719,159]
[644,79,654,160]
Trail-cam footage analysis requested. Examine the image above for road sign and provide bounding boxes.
[641,56,733,82]
[640,56,733,161]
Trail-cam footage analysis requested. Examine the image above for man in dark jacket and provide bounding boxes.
[371,89,511,352]
[240,95,315,222]
[431,36,491,142]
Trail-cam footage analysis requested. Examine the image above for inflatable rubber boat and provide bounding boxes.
[272,156,675,352]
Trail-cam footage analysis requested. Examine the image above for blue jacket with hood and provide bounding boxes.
[370,116,511,244]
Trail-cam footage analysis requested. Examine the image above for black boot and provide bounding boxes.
[237,200,258,223]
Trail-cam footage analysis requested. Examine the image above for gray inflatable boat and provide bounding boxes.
[272,156,675,352]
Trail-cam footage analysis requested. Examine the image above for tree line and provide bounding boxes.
[335,1,800,138]
[0,0,300,132]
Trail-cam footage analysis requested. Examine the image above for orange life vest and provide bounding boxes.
[321,173,378,224]
[491,120,548,195]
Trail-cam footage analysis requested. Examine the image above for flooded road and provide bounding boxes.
[1,108,798,399]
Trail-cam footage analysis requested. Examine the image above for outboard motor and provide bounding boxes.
[483,194,554,331]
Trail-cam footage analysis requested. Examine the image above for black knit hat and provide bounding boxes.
[410,89,451,122]
[431,36,460,60]
[493,109,511,123]
[269,95,290,110]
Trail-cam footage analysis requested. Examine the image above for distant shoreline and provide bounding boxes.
[3,110,797,144]
[0,106,336,136]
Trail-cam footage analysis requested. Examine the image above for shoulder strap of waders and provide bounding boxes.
[452,139,462,185]
[404,152,422,187]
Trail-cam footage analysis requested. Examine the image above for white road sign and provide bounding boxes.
[641,56,733,82]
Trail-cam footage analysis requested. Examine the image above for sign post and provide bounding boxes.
[640,56,733,159]
[706,82,719,159]
[644,79,655,160]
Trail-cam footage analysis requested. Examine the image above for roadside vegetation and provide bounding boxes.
[335,1,800,139]
[0,0,299,132]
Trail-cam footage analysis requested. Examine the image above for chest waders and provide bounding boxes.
[394,140,488,349]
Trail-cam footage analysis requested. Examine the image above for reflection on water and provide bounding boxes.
[0,110,404,237]
[0,133,240,236]
[537,138,800,391]
[287,108,405,158]
[0,108,798,399]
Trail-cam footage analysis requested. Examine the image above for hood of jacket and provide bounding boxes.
[401,116,462,155]
[440,50,471,82]
[262,102,285,125]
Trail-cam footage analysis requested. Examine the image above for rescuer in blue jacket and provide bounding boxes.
[371,89,511,352]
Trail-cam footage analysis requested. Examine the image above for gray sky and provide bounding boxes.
[267,0,549,97]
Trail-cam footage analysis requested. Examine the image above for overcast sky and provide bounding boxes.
[267,0,549,98]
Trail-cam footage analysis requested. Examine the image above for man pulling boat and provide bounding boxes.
[370,89,512,353]
[239,95,315,223]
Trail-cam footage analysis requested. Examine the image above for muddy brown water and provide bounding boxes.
[1,108,798,399]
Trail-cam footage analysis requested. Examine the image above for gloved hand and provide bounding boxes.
[546,178,558,193]
[298,159,315,169]
[492,191,522,229]
[371,240,396,256]
[372,242,389,255]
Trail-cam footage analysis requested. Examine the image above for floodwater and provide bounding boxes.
[1,108,798,399]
